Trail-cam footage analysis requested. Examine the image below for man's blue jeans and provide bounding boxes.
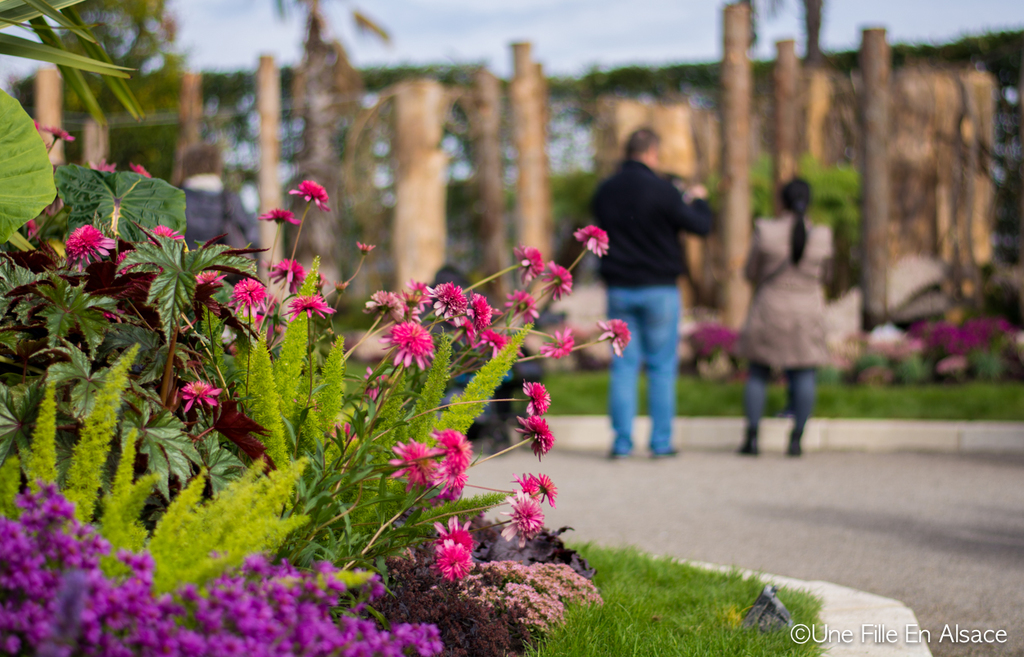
[607,286,680,455]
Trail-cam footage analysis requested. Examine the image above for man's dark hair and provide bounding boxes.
[625,128,660,159]
[181,143,223,180]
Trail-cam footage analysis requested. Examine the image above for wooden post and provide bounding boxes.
[1018,46,1024,317]
[393,79,448,286]
[472,68,510,298]
[81,118,109,167]
[720,3,752,329]
[773,39,799,214]
[859,28,890,330]
[257,55,283,266]
[173,72,203,185]
[35,67,63,165]
[510,42,552,259]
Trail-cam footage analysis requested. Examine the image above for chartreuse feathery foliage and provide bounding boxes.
[435,326,529,434]
[25,382,58,490]
[247,332,290,469]
[100,430,158,576]
[372,370,408,451]
[274,257,321,429]
[407,335,452,445]
[64,345,138,523]
[0,456,20,519]
[296,337,346,458]
[148,459,309,593]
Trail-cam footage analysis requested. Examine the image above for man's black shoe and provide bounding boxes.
[608,450,631,460]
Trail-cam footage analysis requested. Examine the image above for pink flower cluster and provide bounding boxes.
[389,429,473,500]
[65,225,116,267]
[472,562,603,631]
[433,517,474,582]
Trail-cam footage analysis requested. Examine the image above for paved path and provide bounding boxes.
[468,449,1024,656]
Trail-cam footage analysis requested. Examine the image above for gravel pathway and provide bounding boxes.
[468,448,1024,656]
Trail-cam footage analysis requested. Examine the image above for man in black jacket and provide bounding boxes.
[591,128,713,458]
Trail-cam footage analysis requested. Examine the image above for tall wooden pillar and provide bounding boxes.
[773,39,799,214]
[472,68,510,298]
[720,3,753,329]
[510,42,552,259]
[173,72,203,185]
[82,118,108,167]
[859,28,890,329]
[257,55,283,266]
[393,79,448,287]
[35,67,63,165]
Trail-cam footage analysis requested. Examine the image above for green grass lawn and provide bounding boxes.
[544,372,1024,420]
[530,545,822,657]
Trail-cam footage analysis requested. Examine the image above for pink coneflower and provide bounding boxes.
[258,208,299,225]
[65,225,116,266]
[540,328,574,359]
[152,225,183,240]
[357,242,376,254]
[365,290,405,323]
[434,516,474,551]
[390,440,441,490]
[504,290,539,322]
[428,282,468,320]
[434,429,472,473]
[517,416,555,459]
[269,259,306,294]
[180,381,222,413]
[434,459,468,500]
[286,294,335,321]
[573,225,610,257]
[231,278,267,314]
[540,262,573,301]
[289,180,330,211]
[514,245,545,284]
[36,124,75,142]
[435,539,473,582]
[514,473,558,508]
[597,319,632,357]
[500,491,545,548]
[129,163,152,178]
[25,219,38,239]
[89,159,117,172]
[523,381,551,417]
[477,329,509,359]
[467,293,494,333]
[382,321,435,369]
[196,270,227,288]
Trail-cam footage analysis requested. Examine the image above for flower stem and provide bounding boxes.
[471,438,533,468]
[289,202,312,262]
[268,223,282,271]
[465,263,519,293]
[245,314,253,396]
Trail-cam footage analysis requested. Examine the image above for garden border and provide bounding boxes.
[684,560,933,656]
[548,416,1024,454]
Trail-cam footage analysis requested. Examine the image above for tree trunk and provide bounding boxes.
[172,72,202,185]
[472,68,510,299]
[82,118,108,168]
[257,55,284,269]
[721,3,753,329]
[1019,46,1024,319]
[773,39,799,214]
[35,67,63,165]
[859,28,890,330]
[510,42,553,259]
[803,0,824,67]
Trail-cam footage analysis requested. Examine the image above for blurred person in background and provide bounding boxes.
[180,143,258,248]
[736,178,832,457]
[591,128,713,459]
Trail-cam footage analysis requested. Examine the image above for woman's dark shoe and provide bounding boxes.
[738,427,759,455]
[786,431,803,457]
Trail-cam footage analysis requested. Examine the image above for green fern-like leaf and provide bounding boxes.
[148,460,309,593]
[407,335,451,445]
[435,326,529,434]
[26,382,58,490]
[247,332,289,469]
[274,257,320,428]
[100,429,157,576]
[64,345,138,524]
[372,370,408,453]
[0,456,20,519]
[314,338,346,441]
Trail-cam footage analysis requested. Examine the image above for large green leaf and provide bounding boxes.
[0,381,43,467]
[0,0,83,24]
[123,406,199,499]
[47,345,108,418]
[0,88,56,243]
[54,164,185,241]
[0,32,130,77]
[33,276,117,357]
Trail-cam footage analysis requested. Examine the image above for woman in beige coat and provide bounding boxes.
[736,179,832,456]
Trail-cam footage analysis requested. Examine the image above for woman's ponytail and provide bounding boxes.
[781,179,811,265]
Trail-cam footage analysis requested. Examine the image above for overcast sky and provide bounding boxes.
[3,0,1024,87]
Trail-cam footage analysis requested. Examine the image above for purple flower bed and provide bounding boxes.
[688,323,738,359]
[909,317,1016,359]
[0,485,442,657]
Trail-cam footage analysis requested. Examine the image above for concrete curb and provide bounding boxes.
[684,560,932,656]
[548,416,1024,454]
